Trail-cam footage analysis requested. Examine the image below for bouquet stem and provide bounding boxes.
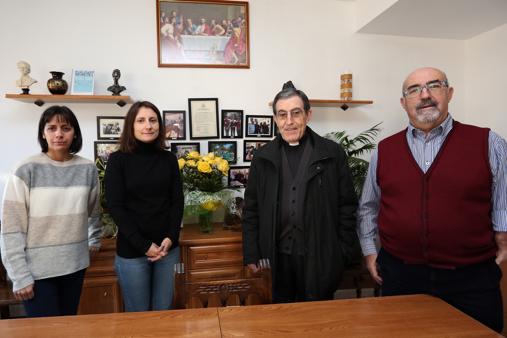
[198,210,213,233]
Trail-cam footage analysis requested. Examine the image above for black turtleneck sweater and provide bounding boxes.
[105,141,184,258]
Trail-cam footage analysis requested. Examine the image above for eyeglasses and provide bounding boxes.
[403,80,449,99]
[275,109,305,122]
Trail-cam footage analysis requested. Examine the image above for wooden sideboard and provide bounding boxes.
[179,223,244,283]
[78,238,123,314]
[174,223,272,308]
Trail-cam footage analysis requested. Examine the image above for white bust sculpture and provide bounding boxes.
[16,61,37,92]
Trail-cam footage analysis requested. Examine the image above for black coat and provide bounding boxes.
[242,127,360,300]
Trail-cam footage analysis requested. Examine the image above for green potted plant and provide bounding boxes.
[95,157,118,238]
[325,123,382,196]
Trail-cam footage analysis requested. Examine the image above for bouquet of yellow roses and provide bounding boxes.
[178,151,231,232]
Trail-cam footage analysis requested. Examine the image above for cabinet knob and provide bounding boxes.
[103,291,108,297]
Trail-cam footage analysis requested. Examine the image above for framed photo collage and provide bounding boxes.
[94,97,276,188]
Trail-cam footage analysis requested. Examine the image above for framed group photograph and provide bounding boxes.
[157,0,250,68]
[94,141,120,164]
[245,115,274,138]
[208,140,237,164]
[188,98,219,139]
[221,110,243,138]
[170,142,201,158]
[244,140,268,162]
[228,166,250,188]
[96,116,125,140]
[163,110,186,140]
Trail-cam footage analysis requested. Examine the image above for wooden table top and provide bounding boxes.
[0,307,221,338]
[218,295,503,338]
[0,295,501,337]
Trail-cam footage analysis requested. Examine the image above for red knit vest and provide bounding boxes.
[377,121,495,268]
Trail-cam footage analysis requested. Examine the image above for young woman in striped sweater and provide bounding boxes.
[1,105,101,317]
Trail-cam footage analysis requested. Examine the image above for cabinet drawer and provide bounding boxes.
[188,243,243,270]
[188,266,244,282]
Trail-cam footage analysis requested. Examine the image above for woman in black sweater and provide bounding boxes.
[105,101,183,311]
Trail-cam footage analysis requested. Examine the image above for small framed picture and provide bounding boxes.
[243,140,268,162]
[208,140,237,164]
[245,115,273,138]
[96,116,125,140]
[94,141,120,164]
[221,110,243,139]
[71,69,95,95]
[188,98,219,139]
[163,110,186,140]
[228,166,250,188]
[170,142,200,158]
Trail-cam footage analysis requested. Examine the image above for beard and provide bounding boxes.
[415,99,442,124]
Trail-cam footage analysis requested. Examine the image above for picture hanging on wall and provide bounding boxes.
[208,140,237,164]
[188,98,219,139]
[244,140,268,162]
[221,110,243,139]
[96,116,125,140]
[163,110,186,140]
[94,141,120,164]
[245,115,273,138]
[228,166,250,188]
[170,142,201,158]
[157,0,250,68]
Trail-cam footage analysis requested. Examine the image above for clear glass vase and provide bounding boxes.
[198,210,213,233]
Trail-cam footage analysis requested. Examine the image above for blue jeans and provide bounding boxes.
[115,248,180,312]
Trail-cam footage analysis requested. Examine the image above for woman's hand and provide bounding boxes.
[159,237,172,255]
[146,239,172,262]
[14,284,34,301]
[146,243,162,261]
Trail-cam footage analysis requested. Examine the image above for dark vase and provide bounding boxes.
[47,71,68,95]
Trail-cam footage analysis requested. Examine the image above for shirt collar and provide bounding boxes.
[408,113,454,139]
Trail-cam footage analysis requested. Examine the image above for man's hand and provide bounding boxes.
[364,254,383,285]
[14,284,34,301]
[495,232,507,265]
[247,263,260,273]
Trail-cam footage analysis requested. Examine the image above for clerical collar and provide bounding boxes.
[281,130,309,149]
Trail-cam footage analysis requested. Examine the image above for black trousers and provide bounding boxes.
[377,248,503,333]
[23,268,86,317]
[274,251,306,303]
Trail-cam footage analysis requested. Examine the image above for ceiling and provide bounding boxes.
[356,0,507,40]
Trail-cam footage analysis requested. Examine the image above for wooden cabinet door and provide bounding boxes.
[78,276,122,314]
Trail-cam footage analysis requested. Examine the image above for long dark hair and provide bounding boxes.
[119,101,166,153]
[37,105,83,154]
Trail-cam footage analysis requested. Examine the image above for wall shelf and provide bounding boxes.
[269,99,373,111]
[308,99,373,110]
[5,94,133,107]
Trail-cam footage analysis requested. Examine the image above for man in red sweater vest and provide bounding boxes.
[358,67,507,333]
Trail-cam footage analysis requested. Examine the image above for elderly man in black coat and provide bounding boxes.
[242,82,360,302]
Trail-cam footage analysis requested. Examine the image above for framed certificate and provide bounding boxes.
[188,98,219,139]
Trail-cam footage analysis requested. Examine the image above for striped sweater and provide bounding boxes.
[1,153,101,292]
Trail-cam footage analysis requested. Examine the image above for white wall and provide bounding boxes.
[0,0,468,201]
[464,23,507,138]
